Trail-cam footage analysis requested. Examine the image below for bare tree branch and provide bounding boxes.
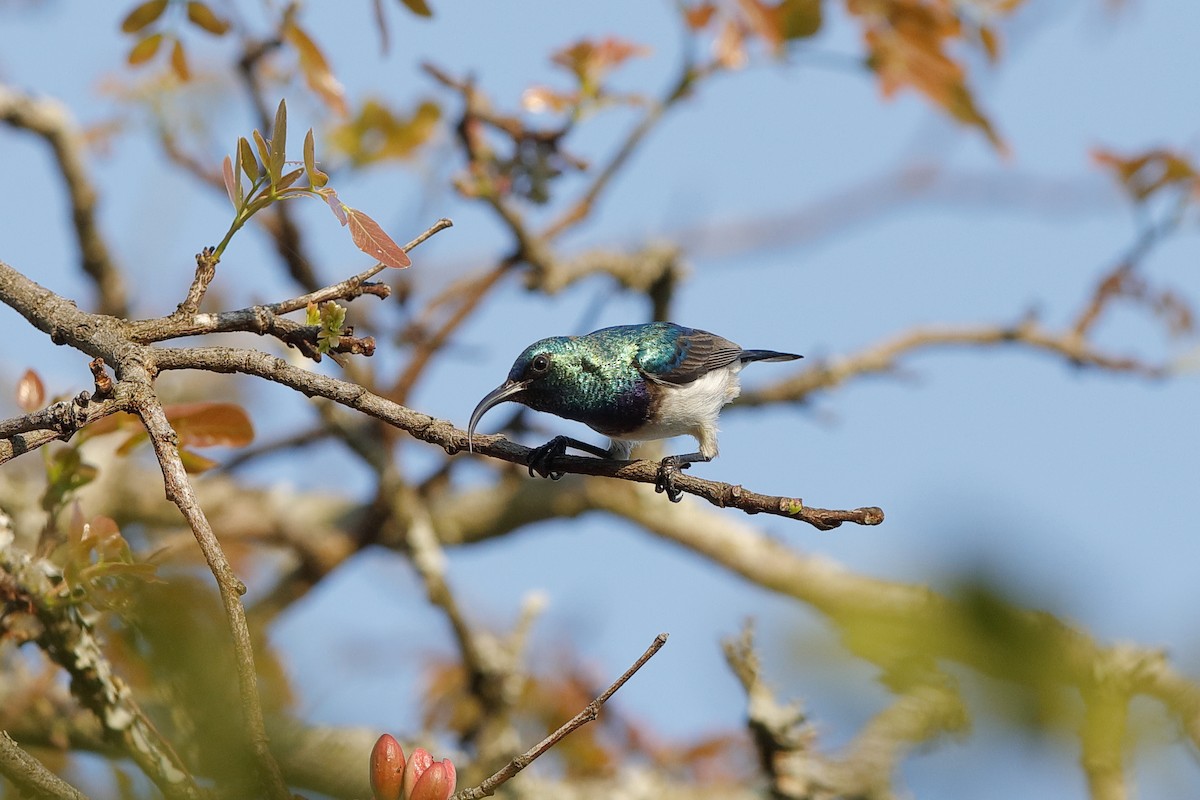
[453,632,669,800]
[132,390,291,800]
[0,731,90,800]
[589,484,1200,755]
[0,84,126,317]
[0,393,131,466]
[152,344,883,528]
[737,318,1164,408]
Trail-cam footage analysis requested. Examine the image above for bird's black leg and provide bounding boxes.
[655,452,711,502]
[527,435,613,480]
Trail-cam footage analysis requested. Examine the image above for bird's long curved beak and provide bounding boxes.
[468,379,529,453]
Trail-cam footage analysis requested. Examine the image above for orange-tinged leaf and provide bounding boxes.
[165,402,255,448]
[851,0,1005,152]
[276,167,305,192]
[16,368,45,413]
[283,22,349,117]
[321,188,348,224]
[522,86,577,114]
[170,38,190,81]
[398,0,433,17]
[80,411,138,439]
[86,515,122,551]
[684,3,717,30]
[1092,147,1199,201]
[128,32,164,66]
[120,0,168,34]
[186,1,231,35]
[978,24,1001,63]
[222,154,239,208]
[714,18,749,69]
[551,37,650,90]
[344,208,411,267]
[738,0,783,51]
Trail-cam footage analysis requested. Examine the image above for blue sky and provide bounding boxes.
[2,1,1199,797]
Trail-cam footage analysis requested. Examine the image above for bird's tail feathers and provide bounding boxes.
[739,349,803,364]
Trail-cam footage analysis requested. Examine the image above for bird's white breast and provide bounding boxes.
[608,364,743,458]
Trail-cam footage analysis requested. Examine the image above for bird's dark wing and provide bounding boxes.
[638,326,744,386]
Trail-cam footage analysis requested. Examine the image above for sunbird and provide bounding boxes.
[468,322,801,501]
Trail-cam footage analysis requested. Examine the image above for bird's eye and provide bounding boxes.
[530,354,551,374]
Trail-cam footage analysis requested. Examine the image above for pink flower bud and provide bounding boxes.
[369,734,406,800]
[408,760,456,800]
[401,747,433,798]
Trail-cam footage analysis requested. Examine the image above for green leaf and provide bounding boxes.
[127,32,164,65]
[120,0,169,34]
[317,302,347,354]
[252,129,272,181]
[270,99,288,186]
[397,0,433,17]
[303,128,328,188]
[42,447,98,512]
[305,302,320,326]
[179,448,219,473]
[186,1,231,35]
[170,37,189,81]
[778,0,821,40]
[303,129,316,180]
[276,167,305,193]
[283,22,349,116]
[238,137,258,181]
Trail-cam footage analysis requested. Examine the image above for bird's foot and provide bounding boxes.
[528,436,570,480]
[655,456,692,503]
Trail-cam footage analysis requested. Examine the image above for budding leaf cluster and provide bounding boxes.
[308,301,347,355]
[219,99,410,269]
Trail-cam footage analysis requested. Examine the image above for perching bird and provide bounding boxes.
[468,322,802,501]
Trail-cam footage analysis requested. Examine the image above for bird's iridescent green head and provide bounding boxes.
[468,336,578,452]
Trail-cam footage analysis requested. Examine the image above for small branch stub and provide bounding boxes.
[89,357,113,398]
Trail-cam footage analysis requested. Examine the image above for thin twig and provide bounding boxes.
[737,318,1165,408]
[266,217,454,315]
[452,633,669,800]
[0,393,132,466]
[390,260,509,403]
[1071,189,1193,340]
[540,62,698,243]
[133,390,292,800]
[217,425,332,472]
[126,218,452,349]
[0,732,90,800]
[403,496,532,760]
